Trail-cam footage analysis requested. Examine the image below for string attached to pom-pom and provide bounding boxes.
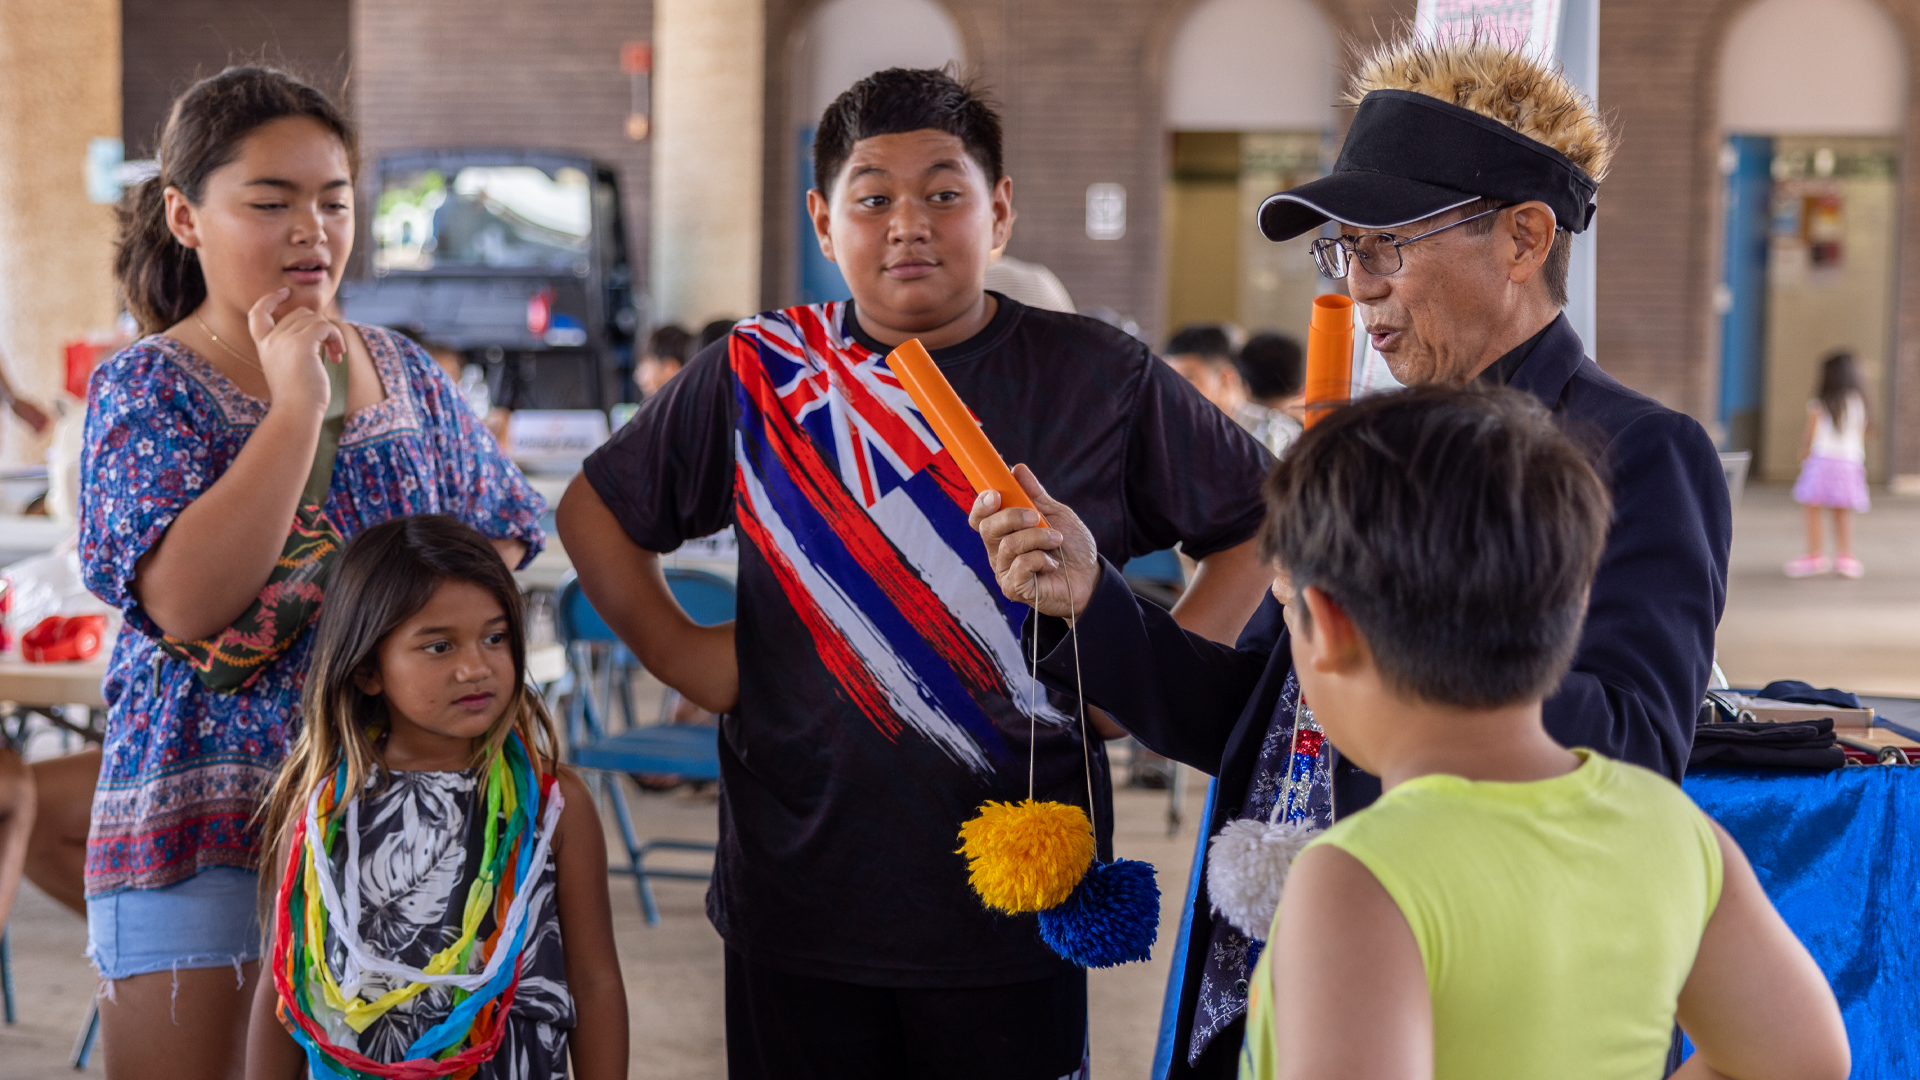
[958,581,1099,913]
[1039,606,1161,966]
[1037,856,1160,967]
[955,557,1160,966]
[1206,706,1325,940]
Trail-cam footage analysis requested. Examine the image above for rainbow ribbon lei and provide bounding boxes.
[271,732,565,1080]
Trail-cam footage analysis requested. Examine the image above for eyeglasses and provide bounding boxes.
[1308,204,1512,280]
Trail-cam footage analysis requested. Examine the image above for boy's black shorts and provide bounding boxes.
[724,947,1087,1080]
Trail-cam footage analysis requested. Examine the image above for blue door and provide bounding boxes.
[1718,135,1773,452]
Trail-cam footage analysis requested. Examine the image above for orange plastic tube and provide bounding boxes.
[1304,294,1355,429]
[887,338,1046,524]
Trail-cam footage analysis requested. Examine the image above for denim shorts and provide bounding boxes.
[85,867,262,980]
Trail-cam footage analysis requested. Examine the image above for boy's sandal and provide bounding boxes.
[1783,554,1832,578]
[1835,555,1865,579]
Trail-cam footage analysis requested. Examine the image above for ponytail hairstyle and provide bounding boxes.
[116,66,358,334]
[256,515,561,913]
[1816,350,1866,428]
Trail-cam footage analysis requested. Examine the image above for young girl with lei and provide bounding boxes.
[80,67,544,1078]
[246,515,626,1080]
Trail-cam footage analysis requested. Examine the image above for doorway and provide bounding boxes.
[1164,131,1327,341]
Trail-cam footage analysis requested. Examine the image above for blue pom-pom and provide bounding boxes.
[1036,858,1160,968]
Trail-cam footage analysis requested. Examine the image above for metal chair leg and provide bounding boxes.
[1168,763,1186,837]
[72,1000,99,1069]
[2,925,15,1024]
[599,773,659,925]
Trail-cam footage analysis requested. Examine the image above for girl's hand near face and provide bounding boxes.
[248,287,343,417]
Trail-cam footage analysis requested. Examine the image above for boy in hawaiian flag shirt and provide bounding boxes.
[559,67,1273,1078]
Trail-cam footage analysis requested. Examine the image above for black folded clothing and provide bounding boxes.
[1755,680,1862,710]
[1689,718,1847,772]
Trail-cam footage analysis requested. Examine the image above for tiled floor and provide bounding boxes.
[1715,483,1920,695]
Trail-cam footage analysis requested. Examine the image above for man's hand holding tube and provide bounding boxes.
[968,464,1101,620]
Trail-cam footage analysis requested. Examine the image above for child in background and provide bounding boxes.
[635,323,693,397]
[1786,351,1873,579]
[1232,332,1305,457]
[971,386,1847,1080]
[1165,324,1244,415]
[246,515,624,1080]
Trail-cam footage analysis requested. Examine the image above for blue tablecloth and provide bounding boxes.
[1684,765,1920,1078]
[1155,765,1920,1077]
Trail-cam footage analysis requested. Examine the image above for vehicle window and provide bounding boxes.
[374,165,591,272]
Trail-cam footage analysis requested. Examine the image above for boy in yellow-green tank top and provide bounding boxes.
[1229,387,1850,1080]
[963,379,1853,1078]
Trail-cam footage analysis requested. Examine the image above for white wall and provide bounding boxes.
[1720,0,1906,134]
[794,0,965,121]
[1165,0,1337,131]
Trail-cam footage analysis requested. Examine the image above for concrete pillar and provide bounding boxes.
[0,0,120,463]
[652,0,765,327]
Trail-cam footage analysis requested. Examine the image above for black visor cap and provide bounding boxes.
[1258,89,1599,242]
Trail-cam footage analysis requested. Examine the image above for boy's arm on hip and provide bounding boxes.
[1172,537,1271,646]
[1674,821,1849,1080]
[556,475,739,713]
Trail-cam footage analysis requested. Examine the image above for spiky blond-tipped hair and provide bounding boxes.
[1348,33,1613,182]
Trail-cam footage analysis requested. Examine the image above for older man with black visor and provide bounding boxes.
[968,37,1733,1078]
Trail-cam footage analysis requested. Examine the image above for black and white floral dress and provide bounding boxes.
[319,766,573,1080]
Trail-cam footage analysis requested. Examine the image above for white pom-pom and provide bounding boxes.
[1206,818,1322,939]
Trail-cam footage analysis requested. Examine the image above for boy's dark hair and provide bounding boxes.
[1238,332,1305,400]
[115,66,357,333]
[1260,386,1611,708]
[1166,325,1232,363]
[812,68,1004,195]
[646,324,693,363]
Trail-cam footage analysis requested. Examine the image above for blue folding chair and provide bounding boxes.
[554,570,730,924]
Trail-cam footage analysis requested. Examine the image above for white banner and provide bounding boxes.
[1413,0,1564,60]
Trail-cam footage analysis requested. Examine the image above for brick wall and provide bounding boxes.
[760,0,1410,349]
[122,0,351,157]
[1601,0,1920,475]
[351,0,652,295]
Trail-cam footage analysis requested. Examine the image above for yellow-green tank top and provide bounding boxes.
[1240,749,1722,1080]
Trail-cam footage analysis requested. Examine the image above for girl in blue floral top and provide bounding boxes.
[78,68,544,1080]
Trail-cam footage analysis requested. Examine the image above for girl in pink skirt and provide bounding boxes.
[1786,351,1872,578]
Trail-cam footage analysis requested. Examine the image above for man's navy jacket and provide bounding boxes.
[1029,314,1732,1079]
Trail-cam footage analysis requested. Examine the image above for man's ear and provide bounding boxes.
[990,175,1014,253]
[1504,200,1556,286]
[806,187,837,264]
[1298,585,1364,674]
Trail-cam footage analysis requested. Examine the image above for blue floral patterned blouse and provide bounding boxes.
[78,326,546,897]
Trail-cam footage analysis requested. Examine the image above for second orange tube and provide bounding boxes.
[1304,294,1355,429]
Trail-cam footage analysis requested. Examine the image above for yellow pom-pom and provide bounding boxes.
[957,799,1096,913]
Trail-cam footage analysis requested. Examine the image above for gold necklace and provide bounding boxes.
[193,313,261,370]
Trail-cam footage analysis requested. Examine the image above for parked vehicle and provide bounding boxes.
[339,148,639,410]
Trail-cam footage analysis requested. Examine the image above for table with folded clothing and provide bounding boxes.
[1680,689,1920,1078]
